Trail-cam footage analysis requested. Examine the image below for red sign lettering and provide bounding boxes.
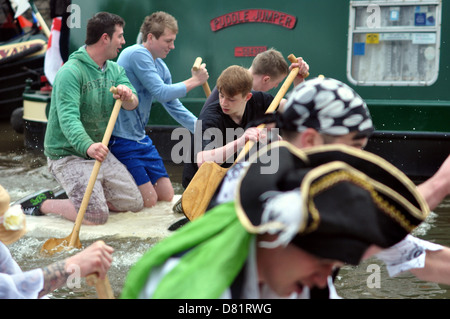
[210,9,297,32]
[234,46,267,57]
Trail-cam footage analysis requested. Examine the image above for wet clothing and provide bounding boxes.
[47,154,143,224]
[182,88,274,188]
[114,44,196,140]
[44,46,137,160]
[43,46,144,223]
[0,242,43,299]
[109,135,169,186]
[110,44,195,186]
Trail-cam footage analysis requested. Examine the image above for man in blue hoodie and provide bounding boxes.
[22,12,144,225]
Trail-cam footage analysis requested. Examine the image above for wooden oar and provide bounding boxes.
[41,86,124,255]
[182,54,304,221]
[86,272,115,299]
[193,57,211,97]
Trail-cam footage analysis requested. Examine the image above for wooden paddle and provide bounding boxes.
[86,267,115,299]
[193,57,211,97]
[41,86,124,255]
[182,54,305,221]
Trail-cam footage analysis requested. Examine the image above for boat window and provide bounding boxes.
[347,1,441,86]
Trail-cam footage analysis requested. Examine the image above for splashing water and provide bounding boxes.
[3,121,450,299]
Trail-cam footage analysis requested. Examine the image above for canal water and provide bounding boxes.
[1,120,450,299]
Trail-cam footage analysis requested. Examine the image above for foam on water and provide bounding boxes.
[8,196,186,299]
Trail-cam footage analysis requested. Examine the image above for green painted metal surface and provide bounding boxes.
[68,0,450,133]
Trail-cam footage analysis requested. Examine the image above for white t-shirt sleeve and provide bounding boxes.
[0,243,44,299]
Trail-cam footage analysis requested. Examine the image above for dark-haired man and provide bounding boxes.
[22,12,144,225]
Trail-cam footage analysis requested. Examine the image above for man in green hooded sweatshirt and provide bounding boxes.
[21,12,144,225]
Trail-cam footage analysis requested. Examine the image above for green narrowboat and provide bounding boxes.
[23,0,450,180]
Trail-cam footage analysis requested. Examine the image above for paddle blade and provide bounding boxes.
[40,235,82,256]
[182,162,228,221]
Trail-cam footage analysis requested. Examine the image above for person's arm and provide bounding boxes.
[131,49,188,102]
[409,248,450,285]
[86,83,137,162]
[196,127,264,167]
[417,154,450,210]
[53,66,94,157]
[130,50,198,131]
[38,241,113,298]
[162,99,197,133]
[111,84,139,110]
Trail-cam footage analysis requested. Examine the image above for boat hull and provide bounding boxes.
[146,126,449,182]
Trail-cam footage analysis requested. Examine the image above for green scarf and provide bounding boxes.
[120,202,253,299]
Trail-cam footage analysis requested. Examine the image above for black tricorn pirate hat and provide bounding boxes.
[235,141,429,265]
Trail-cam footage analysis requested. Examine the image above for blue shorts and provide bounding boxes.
[109,135,169,186]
